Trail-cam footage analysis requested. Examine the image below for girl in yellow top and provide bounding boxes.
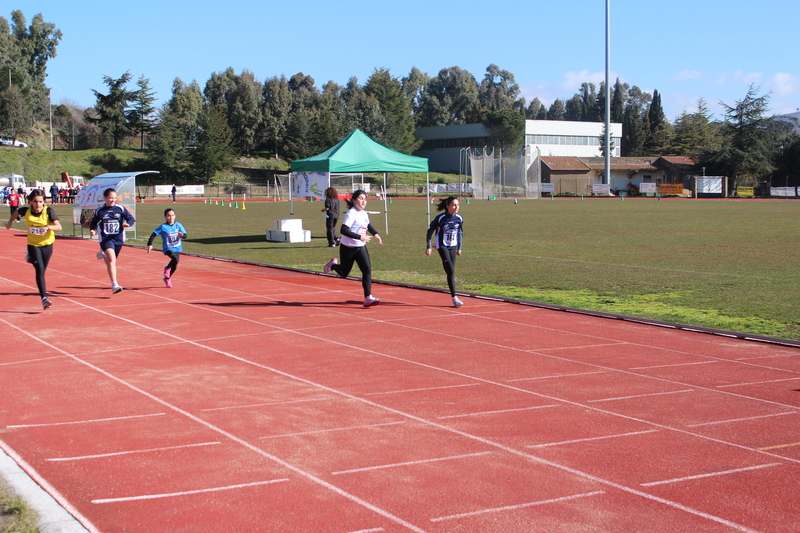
[5,189,62,309]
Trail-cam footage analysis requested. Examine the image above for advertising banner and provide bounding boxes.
[291,172,329,200]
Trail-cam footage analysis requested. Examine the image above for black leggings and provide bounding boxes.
[325,217,339,245]
[332,245,372,297]
[28,244,53,299]
[165,251,180,277]
[438,247,458,296]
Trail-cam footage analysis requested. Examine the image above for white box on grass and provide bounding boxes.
[266,229,311,243]
[274,219,303,231]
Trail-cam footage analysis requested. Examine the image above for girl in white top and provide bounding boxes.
[323,190,383,307]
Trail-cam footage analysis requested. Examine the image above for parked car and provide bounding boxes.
[0,135,27,147]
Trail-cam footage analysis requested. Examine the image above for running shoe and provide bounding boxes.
[452,296,464,308]
[112,284,123,294]
[323,257,338,274]
[42,297,52,310]
[363,295,380,307]
[96,250,105,260]
[164,267,171,279]
[164,277,172,288]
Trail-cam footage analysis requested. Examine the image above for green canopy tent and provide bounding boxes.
[290,129,429,233]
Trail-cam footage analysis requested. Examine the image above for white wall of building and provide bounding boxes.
[414,120,622,172]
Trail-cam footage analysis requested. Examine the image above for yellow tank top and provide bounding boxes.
[24,207,55,247]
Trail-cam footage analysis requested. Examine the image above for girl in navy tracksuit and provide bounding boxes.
[89,188,135,293]
[426,196,464,308]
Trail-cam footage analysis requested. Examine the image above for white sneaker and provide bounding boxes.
[112,284,123,294]
[96,250,105,260]
[323,257,338,274]
[363,295,380,307]
[452,296,463,308]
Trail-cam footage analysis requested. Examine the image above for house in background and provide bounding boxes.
[541,155,698,195]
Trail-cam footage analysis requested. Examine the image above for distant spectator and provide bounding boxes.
[171,184,177,203]
[49,183,60,204]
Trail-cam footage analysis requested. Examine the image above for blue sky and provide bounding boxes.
[17,0,800,122]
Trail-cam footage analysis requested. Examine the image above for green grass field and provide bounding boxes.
[61,196,800,340]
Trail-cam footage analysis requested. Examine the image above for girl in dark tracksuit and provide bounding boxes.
[426,196,464,308]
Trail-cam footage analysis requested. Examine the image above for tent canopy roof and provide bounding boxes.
[290,130,428,173]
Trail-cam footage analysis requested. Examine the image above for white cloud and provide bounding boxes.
[672,69,703,81]
[769,73,800,97]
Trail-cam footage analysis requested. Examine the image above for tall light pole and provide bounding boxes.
[604,0,611,191]
[48,88,53,150]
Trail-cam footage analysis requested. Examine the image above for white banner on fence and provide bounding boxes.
[291,172,328,200]
[541,183,555,193]
[155,185,204,195]
[592,184,610,195]
[639,183,657,193]
[770,187,797,197]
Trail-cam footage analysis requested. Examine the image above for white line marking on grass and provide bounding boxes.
[260,422,406,440]
[0,355,68,366]
[717,377,800,388]
[47,441,222,462]
[527,430,660,448]
[641,463,782,487]
[628,361,719,370]
[507,370,607,382]
[363,383,482,396]
[685,412,797,427]
[437,405,560,419]
[200,397,336,412]
[91,478,290,504]
[331,451,492,475]
[7,412,166,429]
[430,491,606,522]
[587,389,695,403]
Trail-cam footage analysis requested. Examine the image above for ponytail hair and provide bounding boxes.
[345,189,368,209]
[435,196,458,212]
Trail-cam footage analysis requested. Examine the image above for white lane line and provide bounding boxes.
[587,389,695,403]
[346,529,384,533]
[507,371,607,382]
[260,421,406,440]
[91,478,290,504]
[331,452,492,476]
[363,383,481,396]
[437,404,560,419]
[7,413,166,429]
[628,361,719,370]
[641,463,783,487]
[47,441,222,462]
[527,430,660,448]
[717,377,800,388]
[200,397,336,412]
[0,355,68,366]
[686,412,797,427]
[430,491,606,522]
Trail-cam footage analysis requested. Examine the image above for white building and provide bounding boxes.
[414,120,622,173]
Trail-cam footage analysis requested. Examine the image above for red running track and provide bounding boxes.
[1,229,799,532]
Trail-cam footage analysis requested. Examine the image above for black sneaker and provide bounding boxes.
[42,297,52,310]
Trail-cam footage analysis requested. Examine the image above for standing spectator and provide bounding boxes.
[171,184,177,203]
[5,189,62,310]
[8,188,21,222]
[89,188,136,294]
[321,187,340,247]
[323,190,383,307]
[49,183,60,204]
